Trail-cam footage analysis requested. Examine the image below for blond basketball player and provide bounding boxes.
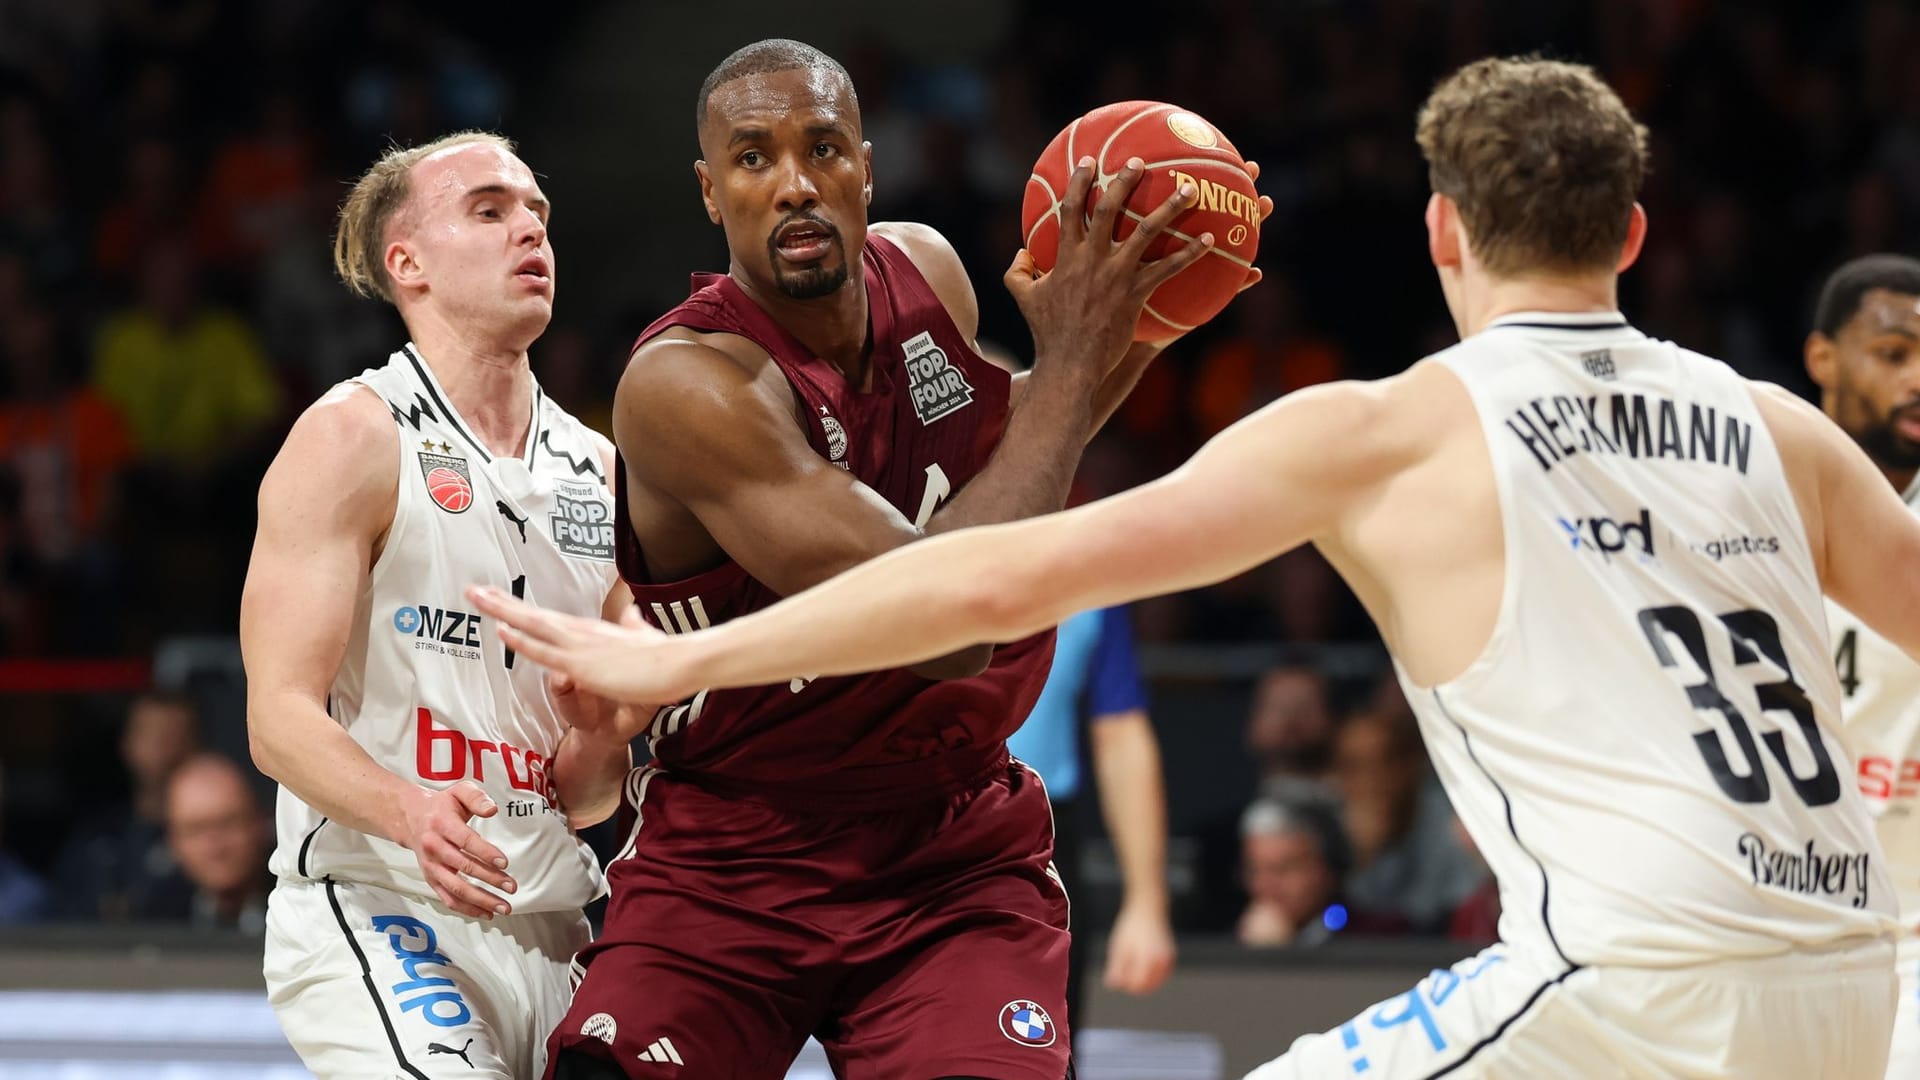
[1806,254,1920,1078]
[470,59,1912,1078]
[241,133,634,1079]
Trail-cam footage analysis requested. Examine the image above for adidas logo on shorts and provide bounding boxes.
[636,1036,684,1066]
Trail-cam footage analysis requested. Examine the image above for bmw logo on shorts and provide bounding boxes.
[997,999,1056,1047]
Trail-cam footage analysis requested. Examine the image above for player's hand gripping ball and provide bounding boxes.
[1022,101,1262,341]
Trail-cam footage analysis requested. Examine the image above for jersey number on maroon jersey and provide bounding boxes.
[913,464,952,528]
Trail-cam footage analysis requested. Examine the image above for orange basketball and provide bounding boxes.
[1021,101,1260,341]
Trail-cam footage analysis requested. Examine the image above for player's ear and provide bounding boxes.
[1425,193,1461,270]
[694,160,721,226]
[862,141,874,208]
[1805,330,1837,391]
[1615,202,1648,274]
[386,237,424,294]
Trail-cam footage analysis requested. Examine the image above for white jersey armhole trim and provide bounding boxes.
[349,376,414,590]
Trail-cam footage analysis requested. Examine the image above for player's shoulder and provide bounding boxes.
[869,221,979,336]
[261,380,398,508]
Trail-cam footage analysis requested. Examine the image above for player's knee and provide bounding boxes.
[551,1046,629,1080]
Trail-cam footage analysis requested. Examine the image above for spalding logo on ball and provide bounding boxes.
[1022,100,1260,341]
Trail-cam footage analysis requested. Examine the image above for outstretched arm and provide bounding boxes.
[470,377,1402,708]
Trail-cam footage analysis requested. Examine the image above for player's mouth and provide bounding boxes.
[772,219,836,263]
[514,253,553,293]
[1897,410,1920,443]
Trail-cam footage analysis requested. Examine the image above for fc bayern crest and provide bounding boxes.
[418,448,473,514]
[821,412,848,461]
[997,999,1056,1047]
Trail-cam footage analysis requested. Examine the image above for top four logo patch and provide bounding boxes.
[551,480,615,560]
[902,330,973,425]
[418,441,473,514]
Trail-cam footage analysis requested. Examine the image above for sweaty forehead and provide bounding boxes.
[703,67,856,138]
[1850,287,1920,338]
[415,144,541,205]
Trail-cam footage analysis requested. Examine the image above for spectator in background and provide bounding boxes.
[93,134,192,287]
[0,768,47,925]
[194,87,315,274]
[91,237,281,469]
[162,754,271,933]
[1236,795,1352,948]
[0,297,132,653]
[1190,279,1343,438]
[51,691,198,922]
[1247,663,1338,803]
[1332,708,1483,932]
[1008,605,1175,1021]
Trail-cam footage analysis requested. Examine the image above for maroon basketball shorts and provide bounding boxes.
[544,759,1072,1079]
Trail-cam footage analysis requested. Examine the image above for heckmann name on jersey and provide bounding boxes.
[267,345,618,914]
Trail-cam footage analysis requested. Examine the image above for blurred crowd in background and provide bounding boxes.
[1,0,1915,948]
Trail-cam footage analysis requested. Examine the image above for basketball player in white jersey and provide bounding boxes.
[471,58,1918,1077]
[241,132,634,1079]
[1805,254,1920,1077]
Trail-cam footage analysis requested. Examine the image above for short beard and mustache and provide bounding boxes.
[766,213,849,300]
[1858,401,1920,470]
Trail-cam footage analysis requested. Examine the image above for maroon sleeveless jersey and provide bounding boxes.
[617,235,1056,810]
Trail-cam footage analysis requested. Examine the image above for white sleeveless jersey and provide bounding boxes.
[268,344,618,912]
[1827,475,1920,930]
[1406,311,1897,970]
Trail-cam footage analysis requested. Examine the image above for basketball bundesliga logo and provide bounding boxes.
[998,999,1056,1048]
[417,440,473,514]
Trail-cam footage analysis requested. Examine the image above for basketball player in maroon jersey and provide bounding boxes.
[536,39,1263,1080]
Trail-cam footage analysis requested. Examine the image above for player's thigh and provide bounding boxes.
[265,879,515,1080]
[820,900,1072,1080]
[1243,945,1604,1080]
[542,940,816,1080]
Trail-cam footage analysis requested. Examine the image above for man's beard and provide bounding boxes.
[766,214,849,300]
[772,259,849,300]
[1857,401,1920,470]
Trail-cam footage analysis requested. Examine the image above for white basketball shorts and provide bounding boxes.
[264,876,589,1079]
[1246,938,1895,1080]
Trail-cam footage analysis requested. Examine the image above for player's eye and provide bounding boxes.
[813,142,837,158]
[740,150,766,168]
[477,206,500,219]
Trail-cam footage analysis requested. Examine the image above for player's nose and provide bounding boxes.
[772,156,820,212]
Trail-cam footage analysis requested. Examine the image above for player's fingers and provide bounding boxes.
[1236,266,1265,295]
[436,866,509,918]
[1002,248,1039,308]
[467,586,574,644]
[1256,194,1273,221]
[1136,231,1214,295]
[446,780,498,820]
[428,882,490,919]
[1119,177,1198,261]
[447,820,509,873]
[1058,157,1096,245]
[1244,159,1261,183]
[1087,157,1143,245]
[547,669,575,696]
[496,625,570,673]
[618,605,645,629]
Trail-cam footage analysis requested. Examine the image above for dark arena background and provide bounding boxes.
[0,1,1909,1075]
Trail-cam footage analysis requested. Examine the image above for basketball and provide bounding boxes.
[1021,100,1261,341]
[426,466,473,513]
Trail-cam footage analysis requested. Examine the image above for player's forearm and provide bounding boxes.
[247,690,426,847]
[674,514,1088,693]
[1092,713,1171,912]
[552,725,631,829]
[1088,343,1164,441]
[923,368,1098,535]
